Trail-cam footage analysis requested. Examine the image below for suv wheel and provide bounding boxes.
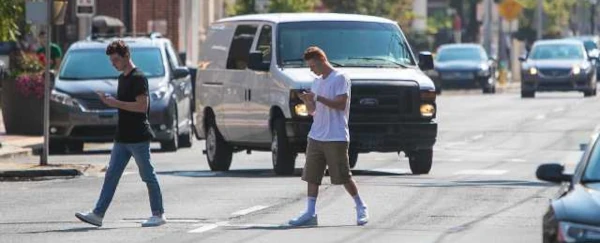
[161,106,179,152]
[408,149,433,174]
[272,118,296,175]
[178,110,193,148]
[349,150,359,168]
[206,120,232,171]
[584,89,596,97]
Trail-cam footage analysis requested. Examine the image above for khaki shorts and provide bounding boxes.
[302,138,352,185]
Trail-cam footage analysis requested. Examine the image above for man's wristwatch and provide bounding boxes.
[313,94,318,103]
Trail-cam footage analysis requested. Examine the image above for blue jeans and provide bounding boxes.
[93,142,164,217]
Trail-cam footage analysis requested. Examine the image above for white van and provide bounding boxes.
[194,13,438,175]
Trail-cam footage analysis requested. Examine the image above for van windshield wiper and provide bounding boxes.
[281,59,344,67]
[348,57,409,68]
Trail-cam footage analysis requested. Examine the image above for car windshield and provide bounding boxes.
[59,47,164,80]
[277,21,415,68]
[436,47,485,62]
[583,137,600,181]
[583,40,598,52]
[529,44,585,60]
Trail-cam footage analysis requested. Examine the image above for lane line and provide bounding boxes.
[454,170,508,175]
[231,205,270,217]
[188,224,219,233]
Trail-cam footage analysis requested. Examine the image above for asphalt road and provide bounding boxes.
[1,89,597,243]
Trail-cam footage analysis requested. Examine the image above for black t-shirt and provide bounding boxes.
[115,68,155,143]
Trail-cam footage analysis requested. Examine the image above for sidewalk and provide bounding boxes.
[0,108,43,159]
[0,108,89,181]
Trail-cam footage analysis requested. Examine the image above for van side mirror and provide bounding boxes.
[248,52,270,72]
[536,163,572,183]
[418,52,434,71]
[173,67,190,79]
[518,55,527,62]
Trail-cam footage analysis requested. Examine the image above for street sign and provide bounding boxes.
[76,0,95,17]
[498,0,523,21]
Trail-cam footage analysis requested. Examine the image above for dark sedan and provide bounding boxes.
[520,39,597,98]
[537,133,600,243]
[428,43,497,94]
[567,36,600,80]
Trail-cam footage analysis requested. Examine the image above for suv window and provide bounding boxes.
[256,25,272,62]
[227,24,258,70]
[59,48,165,80]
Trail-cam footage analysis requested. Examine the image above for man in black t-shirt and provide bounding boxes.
[75,40,166,227]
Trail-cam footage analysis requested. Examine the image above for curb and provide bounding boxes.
[0,147,32,160]
[0,169,83,181]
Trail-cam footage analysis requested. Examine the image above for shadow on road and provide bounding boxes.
[18,226,118,234]
[157,168,412,178]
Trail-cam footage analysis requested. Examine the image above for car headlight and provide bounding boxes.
[50,90,81,108]
[420,104,435,117]
[573,65,582,75]
[150,86,168,101]
[294,104,309,116]
[529,67,538,75]
[558,221,600,242]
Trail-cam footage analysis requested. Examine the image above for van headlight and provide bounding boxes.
[558,221,600,242]
[294,104,309,116]
[50,90,81,108]
[151,86,168,100]
[420,104,435,117]
[478,64,490,76]
[572,65,582,75]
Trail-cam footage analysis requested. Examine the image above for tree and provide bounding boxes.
[0,0,24,41]
[515,0,577,42]
[268,0,317,12]
[226,0,256,16]
[320,0,414,26]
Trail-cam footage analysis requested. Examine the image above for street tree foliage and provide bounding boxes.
[0,0,24,41]
[515,0,577,42]
[321,0,414,28]
[268,0,317,13]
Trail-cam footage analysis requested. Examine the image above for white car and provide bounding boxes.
[194,13,438,175]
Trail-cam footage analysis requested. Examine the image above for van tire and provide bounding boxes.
[272,118,296,175]
[206,121,233,171]
[408,149,433,175]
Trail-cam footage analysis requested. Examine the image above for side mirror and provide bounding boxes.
[418,51,434,71]
[518,55,527,62]
[248,52,270,72]
[580,143,588,151]
[536,163,572,183]
[178,52,187,64]
[172,67,190,79]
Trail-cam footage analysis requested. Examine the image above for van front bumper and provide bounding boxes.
[286,119,437,153]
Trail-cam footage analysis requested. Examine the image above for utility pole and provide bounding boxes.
[41,0,52,166]
[536,0,543,40]
[591,0,597,35]
[483,0,493,55]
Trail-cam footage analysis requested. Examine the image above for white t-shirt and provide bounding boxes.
[308,70,351,142]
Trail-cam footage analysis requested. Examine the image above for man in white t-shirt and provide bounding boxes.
[289,46,368,227]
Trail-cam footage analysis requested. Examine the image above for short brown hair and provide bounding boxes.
[303,46,327,61]
[106,40,130,58]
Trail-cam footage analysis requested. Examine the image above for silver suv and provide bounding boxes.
[50,33,194,153]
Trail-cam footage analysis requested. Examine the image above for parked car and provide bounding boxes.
[50,33,194,153]
[567,35,600,80]
[537,132,600,243]
[195,13,437,175]
[520,39,598,98]
[428,43,497,94]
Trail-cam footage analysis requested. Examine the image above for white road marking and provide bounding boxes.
[553,107,565,113]
[231,205,270,217]
[371,168,412,174]
[470,134,484,141]
[535,114,546,120]
[188,223,220,233]
[505,158,527,163]
[454,170,508,175]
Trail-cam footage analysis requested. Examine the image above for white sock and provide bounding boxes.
[353,194,366,208]
[305,197,317,216]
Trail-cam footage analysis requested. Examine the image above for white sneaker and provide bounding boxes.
[75,211,103,227]
[288,213,318,227]
[356,206,369,226]
[141,215,167,227]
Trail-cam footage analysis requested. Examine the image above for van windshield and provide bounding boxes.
[277,21,415,68]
